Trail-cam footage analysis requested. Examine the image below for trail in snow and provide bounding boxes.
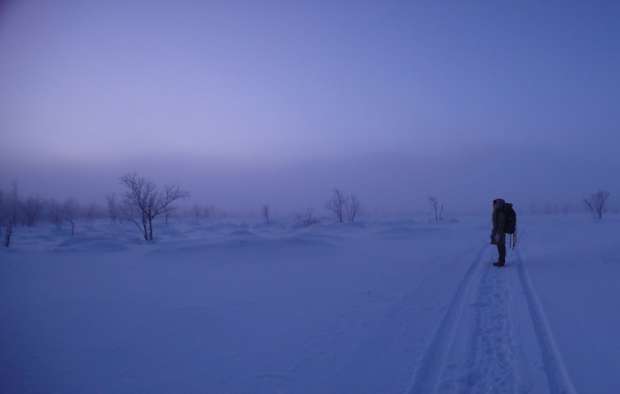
[450,259,518,394]
[515,251,578,394]
[407,245,577,394]
[406,244,488,394]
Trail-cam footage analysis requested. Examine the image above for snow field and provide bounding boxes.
[1,215,618,393]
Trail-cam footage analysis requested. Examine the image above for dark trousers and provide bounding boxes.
[496,234,506,263]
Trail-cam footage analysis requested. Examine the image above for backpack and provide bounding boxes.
[504,203,517,234]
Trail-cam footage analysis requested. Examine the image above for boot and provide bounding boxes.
[493,262,505,267]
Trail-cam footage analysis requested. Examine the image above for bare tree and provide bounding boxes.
[345,195,361,223]
[22,195,44,227]
[584,190,610,220]
[326,189,362,223]
[63,198,79,236]
[326,189,347,223]
[106,194,119,223]
[190,204,216,221]
[429,196,442,223]
[119,173,188,241]
[295,209,320,227]
[2,182,19,247]
[262,204,271,224]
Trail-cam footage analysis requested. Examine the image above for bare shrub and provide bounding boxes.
[262,204,271,224]
[326,189,361,223]
[1,183,19,247]
[429,196,444,223]
[584,190,610,220]
[106,194,119,223]
[191,204,215,221]
[326,189,347,223]
[119,173,188,241]
[345,195,360,223]
[295,209,320,227]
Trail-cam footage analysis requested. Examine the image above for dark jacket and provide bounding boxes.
[492,198,506,240]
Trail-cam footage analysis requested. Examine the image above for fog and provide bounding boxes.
[2,147,618,216]
[1,1,619,215]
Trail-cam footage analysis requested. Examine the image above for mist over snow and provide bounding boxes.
[1,145,619,216]
[2,2,620,394]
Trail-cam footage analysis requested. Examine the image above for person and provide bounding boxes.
[491,198,506,267]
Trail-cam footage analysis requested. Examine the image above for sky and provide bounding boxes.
[1,1,619,214]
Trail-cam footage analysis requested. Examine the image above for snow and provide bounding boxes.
[1,215,618,393]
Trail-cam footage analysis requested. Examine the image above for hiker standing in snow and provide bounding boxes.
[491,198,507,267]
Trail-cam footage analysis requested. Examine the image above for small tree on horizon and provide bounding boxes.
[584,190,610,220]
[119,173,188,241]
[296,209,320,227]
[262,204,271,224]
[345,195,361,223]
[1,182,19,247]
[326,189,361,223]
[106,194,119,223]
[326,189,347,223]
[429,196,444,223]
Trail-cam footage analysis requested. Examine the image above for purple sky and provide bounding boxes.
[1,1,619,213]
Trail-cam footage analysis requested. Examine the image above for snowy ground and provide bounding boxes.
[1,215,618,394]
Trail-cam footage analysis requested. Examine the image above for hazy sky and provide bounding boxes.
[1,1,619,213]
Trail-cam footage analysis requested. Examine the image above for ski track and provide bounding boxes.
[450,258,518,394]
[515,251,577,394]
[406,245,577,394]
[406,244,489,394]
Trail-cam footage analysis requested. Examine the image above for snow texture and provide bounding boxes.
[1,215,618,393]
